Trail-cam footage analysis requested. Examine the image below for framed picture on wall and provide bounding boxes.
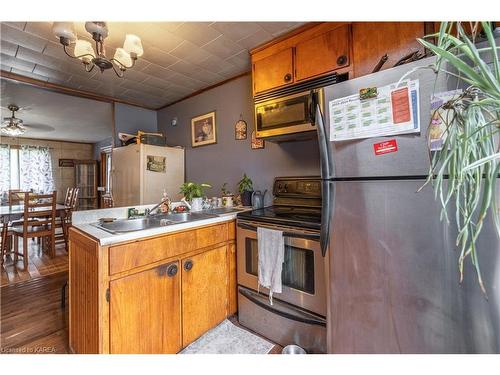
[191,111,217,147]
[251,130,265,149]
[235,115,247,140]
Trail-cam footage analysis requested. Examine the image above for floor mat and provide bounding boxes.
[180,319,274,354]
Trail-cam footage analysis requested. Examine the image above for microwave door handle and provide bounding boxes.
[309,90,316,124]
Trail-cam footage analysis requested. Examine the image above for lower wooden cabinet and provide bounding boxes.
[69,221,237,354]
[181,245,228,347]
[109,261,181,354]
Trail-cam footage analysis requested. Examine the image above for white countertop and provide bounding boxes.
[74,214,238,246]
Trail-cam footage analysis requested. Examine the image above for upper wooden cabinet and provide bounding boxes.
[253,48,294,94]
[251,23,352,96]
[295,25,350,81]
[352,22,425,77]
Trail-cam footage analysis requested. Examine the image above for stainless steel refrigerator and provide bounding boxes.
[316,57,500,353]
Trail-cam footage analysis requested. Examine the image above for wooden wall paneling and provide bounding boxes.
[181,245,228,347]
[68,228,100,354]
[352,22,425,78]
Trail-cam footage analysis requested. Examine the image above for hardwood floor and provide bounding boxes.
[1,271,69,354]
[1,238,68,287]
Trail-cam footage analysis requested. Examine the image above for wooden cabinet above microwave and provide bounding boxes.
[251,23,353,96]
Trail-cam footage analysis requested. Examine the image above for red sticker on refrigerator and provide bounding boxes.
[373,139,398,156]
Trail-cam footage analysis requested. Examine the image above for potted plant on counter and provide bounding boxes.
[179,182,211,212]
[237,174,254,206]
[220,182,234,207]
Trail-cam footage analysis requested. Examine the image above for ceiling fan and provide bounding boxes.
[1,104,54,137]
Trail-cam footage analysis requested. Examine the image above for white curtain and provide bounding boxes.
[0,144,10,194]
[19,145,55,194]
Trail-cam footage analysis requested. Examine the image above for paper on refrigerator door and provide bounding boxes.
[329,79,420,141]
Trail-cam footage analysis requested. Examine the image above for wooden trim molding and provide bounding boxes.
[0,70,157,111]
[156,71,251,110]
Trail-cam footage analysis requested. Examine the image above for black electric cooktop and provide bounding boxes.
[237,206,322,231]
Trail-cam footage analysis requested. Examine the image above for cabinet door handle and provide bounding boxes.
[337,55,347,66]
[184,260,194,271]
[157,261,178,277]
[166,264,178,277]
[283,73,292,82]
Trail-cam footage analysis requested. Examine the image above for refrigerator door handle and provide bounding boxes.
[320,180,333,257]
[316,103,334,256]
[315,104,334,180]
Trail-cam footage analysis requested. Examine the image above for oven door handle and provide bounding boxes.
[239,287,326,327]
[238,222,320,240]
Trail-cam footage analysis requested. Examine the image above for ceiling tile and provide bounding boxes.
[236,29,274,50]
[25,22,54,40]
[140,63,177,80]
[197,54,236,74]
[1,23,47,52]
[202,35,245,59]
[1,40,18,56]
[119,80,166,98]
[142,76,172,90]
[1,64,11,72]
[169,40,212,64]
[187,68,224,85]
[17,46,66,71]
[2,22,26,30]
[167,73,204,89]
[217,63,245,78]
[210,22,263,42]
[258,22,305,36]
[158,22,184,33]
[66,75,102,91]
[225,50,251,70]
[10,67,48,81]
[142,46,178,68]
[173,22,222,47]
[33,65,72,82]
[1,53,35,72]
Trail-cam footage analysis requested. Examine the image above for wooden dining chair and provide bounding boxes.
[1,221,12,265]
[56,188,79,251]
[12,191,57,269]
[8,189,23,206]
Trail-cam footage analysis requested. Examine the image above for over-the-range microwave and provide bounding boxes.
[254,73,348,141]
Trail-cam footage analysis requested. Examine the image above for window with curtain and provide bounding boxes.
[0,144,10,194]
[0,144,55,194]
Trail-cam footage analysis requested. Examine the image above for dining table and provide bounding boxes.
[0,204,68,224]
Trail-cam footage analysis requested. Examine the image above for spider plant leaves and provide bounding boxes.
[419,22,499,294]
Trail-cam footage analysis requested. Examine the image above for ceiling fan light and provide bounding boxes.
[123,34,143,57]
[74,39,96,63]
[113,48,132,68]
[52,22,77,42]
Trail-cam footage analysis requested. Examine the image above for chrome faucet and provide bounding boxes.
[145,195,171,217]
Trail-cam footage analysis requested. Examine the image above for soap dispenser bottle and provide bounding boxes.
[161,189,171,213]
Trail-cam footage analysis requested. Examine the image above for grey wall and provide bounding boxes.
[157,75,320,205]
[114,103,158,146]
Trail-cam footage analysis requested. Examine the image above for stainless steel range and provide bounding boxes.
[236,176,327,353]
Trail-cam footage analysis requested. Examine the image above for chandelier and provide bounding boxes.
[1,105,26,137]
[52,22,143,78]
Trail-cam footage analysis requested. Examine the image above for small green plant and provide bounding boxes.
[179,182,211,201]
[237,174,253,193]
[221,182,232,196]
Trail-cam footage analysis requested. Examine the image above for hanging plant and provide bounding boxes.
[416,22,500,294]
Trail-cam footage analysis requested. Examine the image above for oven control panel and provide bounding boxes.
[273,177,321,198]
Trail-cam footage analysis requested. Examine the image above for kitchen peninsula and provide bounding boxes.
[68,209,238,354]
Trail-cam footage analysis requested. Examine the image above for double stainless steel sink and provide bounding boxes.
[94,207,245,234]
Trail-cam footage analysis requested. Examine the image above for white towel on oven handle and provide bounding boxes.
[257,226,284,305]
